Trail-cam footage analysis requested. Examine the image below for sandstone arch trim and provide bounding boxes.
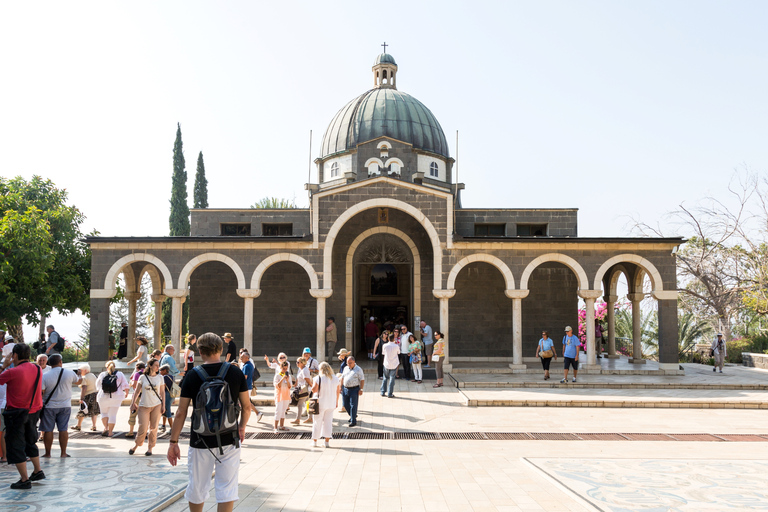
[519,253,589,291]
[178,253,247,290]
[593,254,664,293]
[103,253,173,293]
[446,254,515,291]
[251,253,319,290]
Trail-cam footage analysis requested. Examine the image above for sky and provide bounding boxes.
[2,1,767,341]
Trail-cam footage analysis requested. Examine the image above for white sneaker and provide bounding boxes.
[572,378,577,383]
[310,440,317,447]
[256,412,263,423]
[324,440,330,448]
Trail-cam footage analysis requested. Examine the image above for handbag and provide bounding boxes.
[307,377,321,415]
[170,381,181,399]
[540,349,554,358]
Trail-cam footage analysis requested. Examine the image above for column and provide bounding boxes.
[236,289,261,355]
[164,289,188,364]
[125,291,141,359]
[654,291,680,371]
[605,295,619,358]
[578,290,603,368]
[433,290,455,370]
[506,290,529,370]
[310,289,333,362]
[628,292,645,364]
[151,294,165,350]
[88,292,114,362]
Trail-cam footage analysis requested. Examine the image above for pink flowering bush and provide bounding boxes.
[577,301,609,343]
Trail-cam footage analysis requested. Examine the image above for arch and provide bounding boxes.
[519,253,589,291]
[251,253,319,290]
[607,264,631,297]
[138,264,164,296]
[103,253,173,293]
[323,198,443,290]
[178,253,247,290]
[593,254,664,293]
[376,141,392,150]
[447,254,515,291]
[364,157,385,168]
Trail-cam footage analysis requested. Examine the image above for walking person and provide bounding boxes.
[240,352,263,423]
[159,365,175,433]
[432,331,446,388]
[126,336,149,365]
[107,330,116,361]
[128,358,165,456]
[124,361,146,439]
[561,326,580,383]
[420,321,433,368]
[712,333,727,373]
[340,356,364,427]
[290,357,310,426]
[222,333,238,363]
[72,363,101,432]
[183,334,197,374]
[536,331,557,380]
[381,333,400,398]
[273,361,292,432]
[160,345,181,377]
[302,347,320,377]
[39,354,80,457]
[45,325,64,357]
[167,332,250,512]
[373,328,388,380]
[117,322,128,359]
[0,343,45,489]
[409,334,424,383]
[95,361,129,437]
[310,362,340,448]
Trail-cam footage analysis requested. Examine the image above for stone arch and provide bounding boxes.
[251,253,319,290]
[103,253,173,293]
[323,198,443,289]
[607,264,631,297]
[593,254,664,293]
[138,264,164,295]
[178,253,246,290]
[447,254,515,291]
[519,253,589,291]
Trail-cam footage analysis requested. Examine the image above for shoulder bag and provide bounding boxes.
[539,341,554,359]
[307,376,321,415]
[42,366,66,412]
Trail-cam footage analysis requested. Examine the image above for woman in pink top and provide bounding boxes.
[273,361,292,433]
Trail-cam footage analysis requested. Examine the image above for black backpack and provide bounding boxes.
[102,372,119,396]
[191,363,241,456]
[53,332,65,352]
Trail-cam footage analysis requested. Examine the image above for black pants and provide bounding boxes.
[399,354,411,379]
[540,356,552,371]
[3,409,41,464]
[376,353,384,378]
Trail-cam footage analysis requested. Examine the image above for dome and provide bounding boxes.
[374,53,397,66]
[320,88,450,158]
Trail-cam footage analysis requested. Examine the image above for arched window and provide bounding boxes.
[429,161,439,178]
[330,162,339,178]
[368,162,379,176]
[389,162,400,175]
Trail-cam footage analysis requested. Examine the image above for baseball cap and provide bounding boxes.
[564,326,573,332]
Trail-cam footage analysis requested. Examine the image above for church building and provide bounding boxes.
[87,51,683,373]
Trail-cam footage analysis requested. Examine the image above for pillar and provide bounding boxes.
[605,295,619,358]
[88,294,113,362]
[164,289,188,364]
[628,292,645,364]
[310,289,333,362]
[506,290,529,370]
[578,290,603,368]
[151,294,165,350]
[654,291,680,370]
[125,291,141,359]
[236,289,261,355]
[433,290,455,370]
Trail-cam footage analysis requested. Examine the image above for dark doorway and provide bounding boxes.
[360,303,408,355]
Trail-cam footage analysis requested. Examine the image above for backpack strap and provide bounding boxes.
[44,366,66,407]
[193,365,211,380]
[216,361,230,379]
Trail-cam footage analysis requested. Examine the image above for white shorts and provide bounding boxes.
[185,444,240,504]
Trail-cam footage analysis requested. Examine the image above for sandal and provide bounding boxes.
[128,448,135,455]
[70,426,81,431]
[125,433,135,439]
[91,426,97,431]
[145,451,152,456]
[278,426,290,431]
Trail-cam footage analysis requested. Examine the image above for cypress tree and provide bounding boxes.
[193,151,209,208]
[169,123,190,236]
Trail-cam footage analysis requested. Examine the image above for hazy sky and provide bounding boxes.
[2,1,766,340]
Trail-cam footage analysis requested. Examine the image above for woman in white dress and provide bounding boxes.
[310,362,340,448]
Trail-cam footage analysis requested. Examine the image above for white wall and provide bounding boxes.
[417,155,446,181]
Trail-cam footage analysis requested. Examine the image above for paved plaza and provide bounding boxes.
[2,363,767,511]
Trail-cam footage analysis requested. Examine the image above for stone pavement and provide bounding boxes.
[3,366,768,511]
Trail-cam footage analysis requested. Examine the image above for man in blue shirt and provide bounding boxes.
[160,345,180,377]
[561,326,580,383]
[239,352,263,422]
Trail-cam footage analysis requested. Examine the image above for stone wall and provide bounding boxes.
[190,209,311,237]
[522,263,578,357]
[742,352,768,370]
[455,209,578,237]
[189,261,243,343]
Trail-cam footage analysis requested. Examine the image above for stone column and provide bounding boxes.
[433,289,455,370]
[125,291,141,359]
[653,291,680,371]
[88,291,114,363]
[310,289,333,362]
[236,289,261,355]
[628,292,645,364]
[578,290,603,368]
[164,289,188,364]
[506,290,529,370]
[151,294,165,350]
[605,295,619,358]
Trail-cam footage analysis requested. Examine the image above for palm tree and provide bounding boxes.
[678,311,712,358]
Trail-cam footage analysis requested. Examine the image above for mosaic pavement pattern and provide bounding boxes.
[0,457,187,512]
[526,458,768,511]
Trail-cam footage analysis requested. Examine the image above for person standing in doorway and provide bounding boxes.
[380,333,400,398]
[711,333,727,373]
[420,321,433,368]
[325,317,337,362]
[561,326,580,383]
[364,317,379,360]
[117,322,128,359]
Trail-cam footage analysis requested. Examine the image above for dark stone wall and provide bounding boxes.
[521,263,578,357]
[190,209,311,237]
[657,299,679,364]
[449,262,513,358]
[455,209,578,237]
[89,297,110,360]
[253,262,315,358]
[189,262,243,343]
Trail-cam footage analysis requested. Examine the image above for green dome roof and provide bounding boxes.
[320,88,449,158]
[374,53,397,66]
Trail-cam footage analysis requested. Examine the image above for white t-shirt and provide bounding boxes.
[382,342,401,370]
[296,366,311,388]
[95,371,129,402]
[42,367,80,409]
[312,374,339,410]
[137,373,165,408]
[0,383,6,410]
[136,345,149,363]
[41,366,52,374]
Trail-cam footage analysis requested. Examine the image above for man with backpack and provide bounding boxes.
[45,325,65,357]
[167,332,250,512]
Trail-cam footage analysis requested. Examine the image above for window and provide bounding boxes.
[368,162,379,176]
[221,224,251,236]
[329,162,339,178]
[262,223,293,236]
[474,224,505,236]
[429,161,439,177]
[389,162,400,175]
[516,224,547,236]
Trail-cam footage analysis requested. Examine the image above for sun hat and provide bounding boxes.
[223,332,233,339]
[337,348,350,356]
[303,347,312,354]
